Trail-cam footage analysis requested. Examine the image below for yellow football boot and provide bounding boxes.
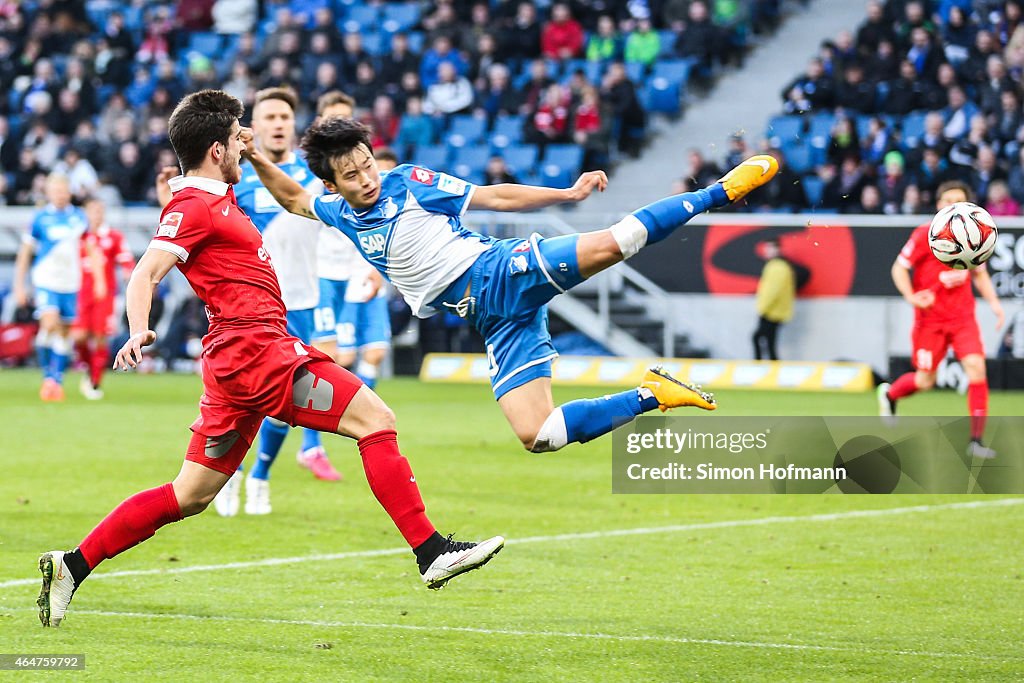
[640,365,716,412]
[717,155,779,202]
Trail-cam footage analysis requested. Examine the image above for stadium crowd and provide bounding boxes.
[729,0,1024,214]
[0,0,784,207]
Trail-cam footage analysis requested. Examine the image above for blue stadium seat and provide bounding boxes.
[452,145,491,176]
[807,113,835,147]
[766,115,803,146]
[643,80,681,115]
[381,2,421,33]
[658,30,678,57]
[540,165,573,188]
[342,4,379,32]
[406,31,425,54]
[802,174,825,207]
[490,115,525,149]
[582,61,604,84]
[543,144,583,174]
[188,32,221,57]
[782,141,814,174]
[652,59,692,87]
[501,144,539,175]
[361,32,385,56]
[444,115,487,148]
[624,62,646,83]
[900,111,928,143]
[409,144,450,171]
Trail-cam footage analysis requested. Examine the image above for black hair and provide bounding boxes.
[167,89,244,173]
[301,117,373,183]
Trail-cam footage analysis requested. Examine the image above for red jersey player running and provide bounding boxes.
[73,198,135,400]
[36,90,503,628]
[878,180,1005,458]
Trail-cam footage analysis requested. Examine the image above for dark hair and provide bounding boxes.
[301,117,373,183]
[936,180,975,203]
[254,86,298,112]
[316,89,356,116]
[167,89,243,173]
[375,147,399,165]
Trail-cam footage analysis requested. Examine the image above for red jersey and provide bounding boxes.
[80,225,134,296]
[150,175,287,335]
[898,223,982,326]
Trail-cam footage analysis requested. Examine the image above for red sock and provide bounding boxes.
[358,430,436,548]
[79,483,183,569]
[76,339,91,371]
[968,380,988,440]
[90,343,109,387]
[888,372,919,401]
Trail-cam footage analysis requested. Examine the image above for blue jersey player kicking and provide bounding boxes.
[242,118,778,453]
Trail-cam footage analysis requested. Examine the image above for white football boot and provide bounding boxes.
[37,551,77,627]
[420,535,505,590]
[213,469,242,517]
[244,475,272,515]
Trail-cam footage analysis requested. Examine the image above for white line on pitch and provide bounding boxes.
[0,497,1020,590]
[53,609,1017,661]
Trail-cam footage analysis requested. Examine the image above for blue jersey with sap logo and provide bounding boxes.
[236,154,323,311]
[310,164,494,317]
[23,204,88,293]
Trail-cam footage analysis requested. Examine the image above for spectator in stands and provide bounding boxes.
[861,116,895,165]
[393,96,435,158]
[985,178,1020,216]
[466,3,495,57]
[52,146,98,202]
[834,63,876,113]
[381,33,419,91]
[422,1,462,49]
[309,62,343,109]
[854,183,883,213]
[520,58,555,113]
[624,17,660,70]
[978,55,1014,115]
[822,155,868,213]
[423,61,474,118]
[673,148,722,193]
[351,61,380,109]
[992,90,1022,143]
[856,0,895,58]
[136,5,172,64]
[1008,147,1024,203]
[901,183,925,214]
[484,155,518,185]
[878,150,908,214]
[308,7,343,52]
[51,89,86,138]
[675,0,720,80]
[10,147,43,205]
[724,132,751,168]
[364,95,401,148]
[63,58,96,114]
[526,83,571,146]
[302,32,338,92]
[826,115,860,166]
[780,58,834,113]
[971,145,1006,203]
[212,0,257,35]
[420,35,468,88]
[476,63,522,124]
[395,71,425,112]
[943,85,980,139]
[222,61,253,104]
[895,1,935,48]
[0,115,19,171]
[883,58,928,114]
[340,31,371,85]
[906,26,943,81]
[185,53,218,90]
[500,2,542,64]
[177,0,215,32]
[996,1,1024,46]
[600,61,646,157]
[541,3,584,60]
[22,119,60,170]
[111,141,148,203]
[870,37,901,82]
[586,15,621,63]
[470,32,501,84]
[915,146,952,203]
[97,12,134,87]
[0,37,16,94]
[963,30,999,83]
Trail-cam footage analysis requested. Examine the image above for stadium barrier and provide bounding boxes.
[420,353,874,392]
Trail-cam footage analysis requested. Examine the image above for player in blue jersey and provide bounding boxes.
[242,118,779,452]
[13,174,95,402]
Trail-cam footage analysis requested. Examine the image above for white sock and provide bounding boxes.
[530,408,569,453]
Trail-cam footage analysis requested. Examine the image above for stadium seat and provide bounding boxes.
[381,2,421,33]
[652,59,692,87]
[409,144,450,171]
[444,115,487,148]
[452,145,491,175]
[658,30,678,57]
[188,32,221,57]
[767,115,804,147]
[342,4,379,32]
[900,111,928,144]
[361,32,385,56]
[542,144,583,174]
[490,115,525,149]
[801,175,825,207]
[540,164,573,188]
[406,31,425,54]
[625,62,646,83]
[782,141,814,174]
[807,113,835,147]
[501,144,539,175]
[644,80,682,116]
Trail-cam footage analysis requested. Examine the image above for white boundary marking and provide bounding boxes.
[57,609,1016,661]
[1,498,1020,591]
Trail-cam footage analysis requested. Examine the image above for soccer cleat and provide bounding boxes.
[79,377,104,401]
[876,382,897,425]
[213,469,242,517]
[244,475,272,515]
[716,155,779,202]
[37,551,76,628]
[640,365,716,411]
[967,439,997,459]
[296,446,342,481]
[40,378,64,402]
[420,535,505,590]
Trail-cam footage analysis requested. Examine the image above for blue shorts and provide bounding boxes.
[430,234,582,400]
[338,296,391,352]
[312,278,346,343]
[286,308,315,344]
[35,288,78,322]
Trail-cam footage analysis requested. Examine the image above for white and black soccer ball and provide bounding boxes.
[927,202,998,270]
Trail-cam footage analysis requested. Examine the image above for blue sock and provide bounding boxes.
[301,427,321,452]
[37,344,52,380]
[51,351,68,384]
[631,185,728,246]
[358,374,377,390]
[251,418,289,480]
[560,389,661,444]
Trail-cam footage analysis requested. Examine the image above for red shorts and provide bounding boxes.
[184,328,363,475]
[72,294,116,336]
[911,318,984,372]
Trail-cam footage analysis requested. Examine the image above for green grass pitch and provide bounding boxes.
[1,369,1022,681]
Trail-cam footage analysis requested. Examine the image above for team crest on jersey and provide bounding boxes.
[381,196,397,219]
[157,212,183,238]
[410,167,435,185]
[509,254,529,275]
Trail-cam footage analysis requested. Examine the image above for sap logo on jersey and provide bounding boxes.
[410,167,435,184]
[359,229,388,255]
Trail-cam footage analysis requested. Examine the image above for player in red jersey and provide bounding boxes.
[35,90,503,628]
[878,180,1005,458]
[72,198,135,400]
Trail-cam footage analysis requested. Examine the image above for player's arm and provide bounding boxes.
[112,248,178,370]
[891,259,934,309]
[12,240,34,307]
[469,171,608,211]
[155,166,178,209]
[240,133,316,219]
[971,267,1005,330]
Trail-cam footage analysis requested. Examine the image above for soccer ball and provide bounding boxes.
[927,202,998,270]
